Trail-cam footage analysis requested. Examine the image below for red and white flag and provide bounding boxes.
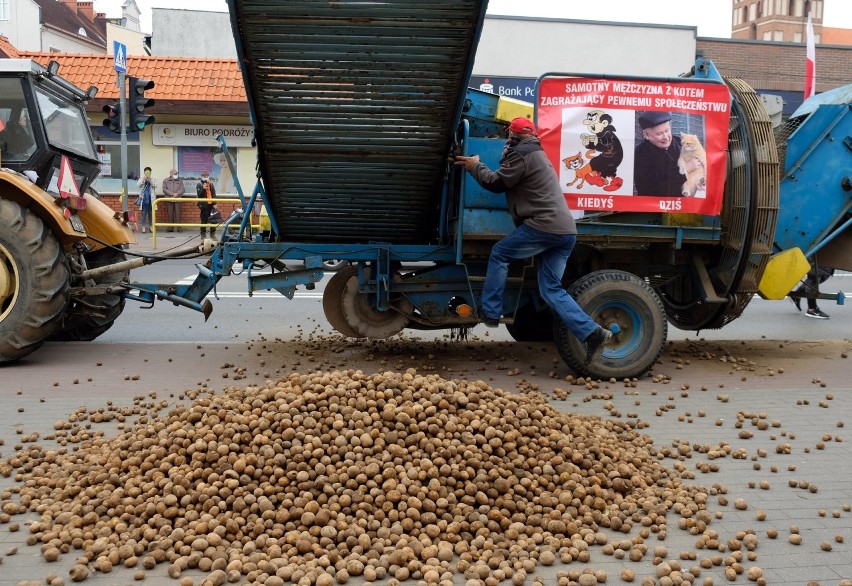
[804,12,816,100]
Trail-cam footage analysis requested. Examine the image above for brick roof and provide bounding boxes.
[0,36,20,58]
[35,0,107,49]
[19,52,247,107]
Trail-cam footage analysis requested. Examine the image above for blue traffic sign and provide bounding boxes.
[113,41,127,74]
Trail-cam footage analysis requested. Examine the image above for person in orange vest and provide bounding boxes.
[195,171,217,238]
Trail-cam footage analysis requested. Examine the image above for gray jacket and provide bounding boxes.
[162,176,186,198]
[468,137,576,235]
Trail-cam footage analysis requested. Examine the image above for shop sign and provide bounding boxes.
[152,124,255,148]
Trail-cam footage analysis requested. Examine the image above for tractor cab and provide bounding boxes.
[0,59,101,197]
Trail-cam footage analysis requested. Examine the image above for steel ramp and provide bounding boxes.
[227,0,489,244]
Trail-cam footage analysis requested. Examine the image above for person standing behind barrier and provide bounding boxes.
[196,171,217,238]
[161,168,185,233]
[136,167,157,233]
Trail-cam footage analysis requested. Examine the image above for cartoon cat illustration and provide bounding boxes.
[678,133,707,197]
[562,150,598,190]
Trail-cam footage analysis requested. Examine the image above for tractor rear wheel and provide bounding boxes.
[0,199,70,363]
[49,247,128,341]
[554,270,667,380]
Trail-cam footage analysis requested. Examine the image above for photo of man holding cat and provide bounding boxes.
[633,111,706,197]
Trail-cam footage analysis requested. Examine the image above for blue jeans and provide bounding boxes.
[139,203,152,229]
[481,224,599,342]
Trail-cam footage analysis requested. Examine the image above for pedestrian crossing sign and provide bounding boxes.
[113,41,127,73]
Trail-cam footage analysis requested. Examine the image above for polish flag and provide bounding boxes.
[804,12,816,100]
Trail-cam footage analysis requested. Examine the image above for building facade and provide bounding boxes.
[732,0,823,42]
[150,8,236,58]
[4,10,849,212]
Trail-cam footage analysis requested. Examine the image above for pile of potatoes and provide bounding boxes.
[1,369,710,584]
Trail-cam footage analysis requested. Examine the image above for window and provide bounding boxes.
[774,30,784,41]
[0,78,36,162]
[763,31,773,40]
[0,0,8,20]
[35,86,97,159]
[91,125,141,194]
[748,3,757,21]
[793,31,802,42]
[177,146,238,195]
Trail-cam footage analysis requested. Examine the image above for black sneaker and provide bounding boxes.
[584,327,613,364]
[805,308,829,319]
[790,295,801,312]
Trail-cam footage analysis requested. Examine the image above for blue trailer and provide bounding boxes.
[120,1,850,379]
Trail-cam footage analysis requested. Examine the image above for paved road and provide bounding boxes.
[0,233,849,585]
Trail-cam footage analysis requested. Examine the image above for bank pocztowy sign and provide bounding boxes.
[152,124,254,148]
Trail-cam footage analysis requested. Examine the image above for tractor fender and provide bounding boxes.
[79,192,136,253]
[0,171,80,245]
[0,171,134,251]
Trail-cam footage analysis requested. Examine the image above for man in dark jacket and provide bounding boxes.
[633,111,685,196]
[162,168,185,232]
[455,116,612,363]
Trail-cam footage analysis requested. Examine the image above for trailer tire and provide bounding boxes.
[0,199,70,363]
[506,303,555,342]
[323,266,364,338]
[554,270,666,380]
[49,247,128,342]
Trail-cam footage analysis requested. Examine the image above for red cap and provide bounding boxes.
[507,116,536,134]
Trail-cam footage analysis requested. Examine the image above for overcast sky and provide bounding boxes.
[92,0,852,38]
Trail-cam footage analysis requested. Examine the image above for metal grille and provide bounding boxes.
[710,77,780,328]
[661,77,780,331]
[773,115,805,171]
[228,0,487,243]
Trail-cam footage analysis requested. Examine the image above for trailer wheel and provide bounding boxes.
[0,199,70,363]
[340,268,412,339]
[323,266,364,338]
[49,247,128,341]
[506,303,555,342]
[554,270,667,380]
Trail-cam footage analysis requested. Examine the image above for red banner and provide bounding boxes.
[537,77,731,215]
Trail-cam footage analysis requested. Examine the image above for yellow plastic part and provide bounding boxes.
[758,247,811,300]
[495,96,534,125]
[663,213,705,227]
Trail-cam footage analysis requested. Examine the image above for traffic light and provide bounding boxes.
[102,103,122,134]
[128,77,155,131]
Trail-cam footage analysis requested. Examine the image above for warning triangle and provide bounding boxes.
[57,155,81,199]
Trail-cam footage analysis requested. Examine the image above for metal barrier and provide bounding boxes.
[151,197,261,249]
